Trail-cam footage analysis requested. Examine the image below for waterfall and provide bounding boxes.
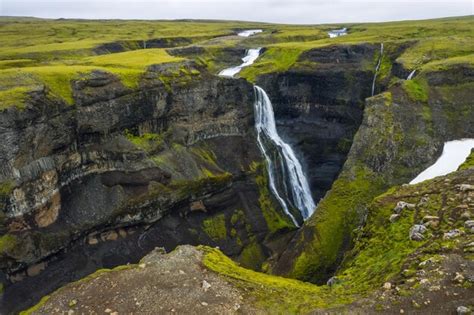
[254,86,316,223]
[407,69,416,80]
[219,48,262,77]
[238,29,263,37]
[371,43,384,96]
[328,27,347,38]
[219,48,316,224]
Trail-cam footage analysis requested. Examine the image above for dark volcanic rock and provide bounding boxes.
[256,43,376,202]
[0,66,296,313]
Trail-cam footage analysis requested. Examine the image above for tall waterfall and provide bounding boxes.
[254,86,316,223]
[219,49,316,224]
[371,43,384,96]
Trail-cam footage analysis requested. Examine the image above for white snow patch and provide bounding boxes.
[410,139,474,184]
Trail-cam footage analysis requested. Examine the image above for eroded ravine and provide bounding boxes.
[2,39,384,314]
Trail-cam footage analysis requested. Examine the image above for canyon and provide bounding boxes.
[0,16,473,314]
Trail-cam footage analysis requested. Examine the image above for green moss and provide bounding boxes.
[190,147,219,168]
[0,59,35,69]
[402,78,429,102]
[170,172,233,198]
[231,209,245,225]
[290,165,386,283]
[254,163,294,234]
[397,36,474,70]
[0,181,14,198]
[19,295,51,315]
[85,48,182,69]
[458,150,474,171]
[125,130,164,153]
[22,65,96,104]
[0,87,30,110]
[240,47,303,82]
[202,213,227,241]
[336,198,420,293]
[201,246,351,313]
[378,49,393,81]
[239,239,265,270]
[0,234,17,255]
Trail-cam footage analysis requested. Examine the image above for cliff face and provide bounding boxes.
[0,64,296,313]
[256,44,376,202]
[24,166,474,315]
[272,57,474,283]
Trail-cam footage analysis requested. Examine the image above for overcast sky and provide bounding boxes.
[1,0,472,24]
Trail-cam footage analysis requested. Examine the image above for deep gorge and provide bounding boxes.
[0,42,380,314]
[2,18,474,313]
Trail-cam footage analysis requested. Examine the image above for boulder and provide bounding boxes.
[422,215,439,223]
[394,201,415,214]
[409,224,427,241]
[464,220,474,231]
[457,306,470,315]
[443,229,462,240]
[389,214,401,223]
[458,184,474,192]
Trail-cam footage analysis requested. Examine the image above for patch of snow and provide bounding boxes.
[410,139,474,184]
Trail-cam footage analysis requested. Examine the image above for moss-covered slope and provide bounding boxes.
[23,166,474,314]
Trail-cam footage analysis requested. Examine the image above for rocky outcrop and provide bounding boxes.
[93,36,209,54]
[0,65,295,314]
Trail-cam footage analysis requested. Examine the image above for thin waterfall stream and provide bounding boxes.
[407,69,416,80]
[219,47,316,224]
[371,43,384,96]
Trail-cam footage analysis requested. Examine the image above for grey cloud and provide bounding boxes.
[1,0,471,23]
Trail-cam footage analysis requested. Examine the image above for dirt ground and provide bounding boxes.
[30,246,259,315]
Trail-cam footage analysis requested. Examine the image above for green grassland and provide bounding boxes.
[0,16,472,108]
[240,16,474,81]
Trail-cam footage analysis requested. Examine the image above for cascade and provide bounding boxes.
[218,48,261,77]
[407,69,416,80]
[371,43,384,96]
[219,49,316,224]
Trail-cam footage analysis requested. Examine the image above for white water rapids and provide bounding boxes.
[218,48,262,77]
[328,27,347,38]
[238,29,263,37]
[219,48,316,224]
